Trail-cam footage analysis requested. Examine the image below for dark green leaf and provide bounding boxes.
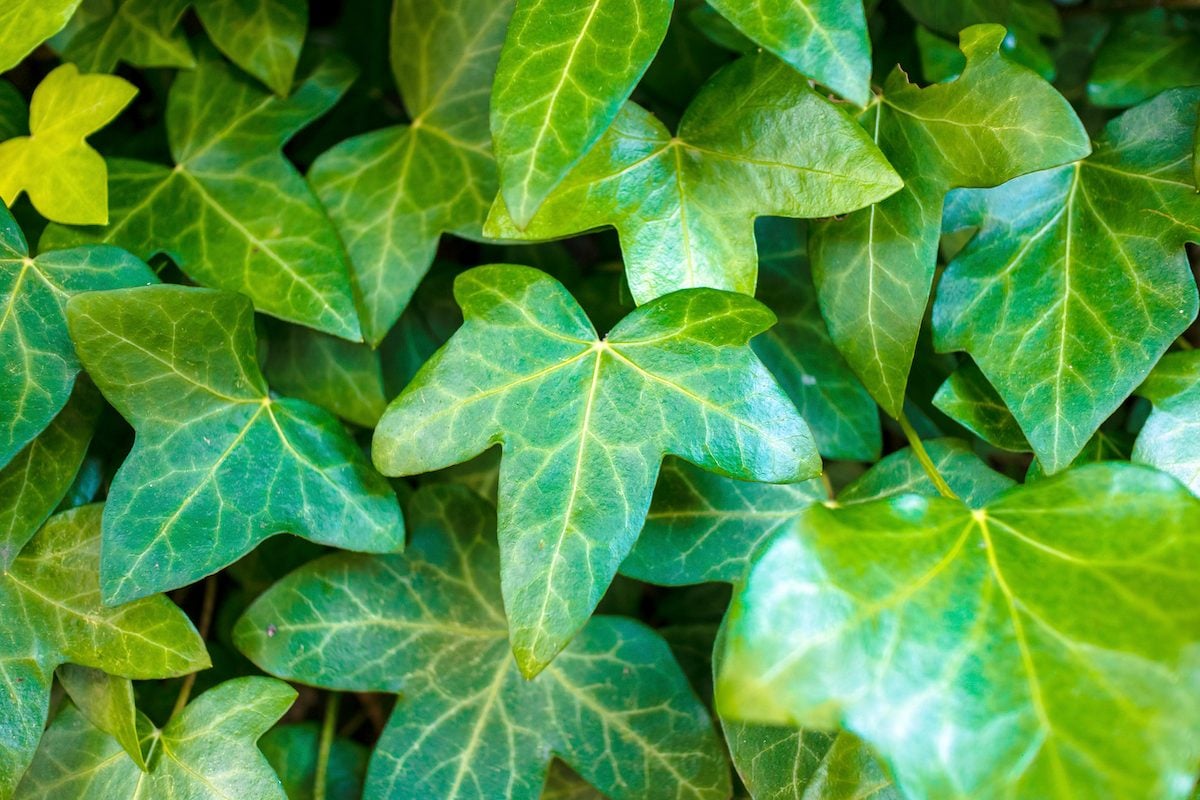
[811,24,1090,417]
[265,324,388,428]
[66,284,403,603]
[372,265,816,674]
[933,360,1030,452]
[236,485,732,800]
[259,722,369,800]
[1087,9,1200,109]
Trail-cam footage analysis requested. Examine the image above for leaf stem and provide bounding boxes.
[1177,335,1194,351]
[170,574,218,719]
[314,692,340,800]
[897,411,959,501]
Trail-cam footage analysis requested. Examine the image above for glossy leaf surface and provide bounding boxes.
[66,285,403,603]
[1134,351,1200,496]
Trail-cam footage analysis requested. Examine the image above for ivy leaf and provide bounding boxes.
[56,664,146,769]
[0,0,83,71]
[264,324,388,429]
[719,463,1200,800]
[0,504,209,798]
[484,53,901,305]
[621,458,826,587]
[933,88,1200,474]
[810,24,1090,418]
[752,218,881,461]
[17,677,297,799]
[898,0,1059,77]
[192,0,308,96]
[1134,351,1200,496]
[0,206,156,470]
[839,437,1016,508]
[0,382,101,570]
[54,0,195,73]
[0,80,27,141]
[932,360,1030,452]
[65,284,404,604]
[491,0,672,227]
[1087,9,1200,109]
[259,722,368,800]
[43,48,362,340]
[372,264,816,674]
[235,484,732,800]
[706,0,871,106]
[308,0,513,346]
[0,64,136,225]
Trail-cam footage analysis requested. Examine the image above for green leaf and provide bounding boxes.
[706,0,871,106]
[65,284,403,604]
[0,206,156,470]
[308,0,514,345]
[898,0,1059,77]
[719,463,1200,800]
[259,722,368,800]
[933,88,1200,474]
[752,218,881,461]
[0,64,136,225]
[17,677,297,799]
[1087,9,1200,109]
[0,381,101,570]
[621,458,826,587]
[372,265,816,674]
[485,53,901,305]
[810,24,1090,417]
[0,0,83,71]
[264,324,388,429]
[193,0,308,95]
[491,0,672,227]
[1134,351,1200,496]
[0,80,28,142]
[1027,427,1134,482]
[0,504,209,797]
[933,360,1030,452]
[54,0,195,72]
[235,484,732,800]
[56,664,146,769]
[839,437,1016,508]
[42,48,362,340]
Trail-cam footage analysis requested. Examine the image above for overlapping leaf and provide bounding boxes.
[193,0,308,95]
[0,382,100,569]
[0,81,26,141]
[932,361,1029,452]
[0,206,155,469]
[839,437,1015,508]
[898,0,1059,76]
[265,324,388,429]
[933,88,1200,473]
[1088,9,1200,109]
[707,0,871,105]
[236,485,731,800]
[492,0,672,227]
[66,284,403,603]
[56,664,145,768]
[372,264,815,674]
[17,677,297,799]
[0,505,208,798]
[0,64,135,224]
[42,48,362,340]
[259,722,369,800]
[308,0,514,345]
[1134,351,1200,496]
[485,52,901,304]
[720,464,1200,799]
[810,24,1089,417]
[0,0,83,71]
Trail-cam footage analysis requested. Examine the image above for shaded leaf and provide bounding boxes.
[235,485,732,800]
[898,0,1059,77]
[0,81,28,142]
[193,0,308,95]
[0,64,136,225]
[66,284,403,604]
[0,206,155,469]
[372,265,816,675]
[707,0,871,106]
[720,463,1200,800]
[1134,350,1200,496]
[492,0,672,226]
[17,677,296,799]
[933,88,1200,473]
[265,323,388,429]
[54,0,195,73]
[485,53,901,305]
[259,722,369,800]
[0,505,208,798]
[309,0,514,345]
[42,48,362,340]
[0,381,101,570]
[1088,9,1200,109]
[932,360,1030,452]
[811,24,1090,417]
[56,664,145,769]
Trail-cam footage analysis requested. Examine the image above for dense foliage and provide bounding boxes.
[1,1,1199,798]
